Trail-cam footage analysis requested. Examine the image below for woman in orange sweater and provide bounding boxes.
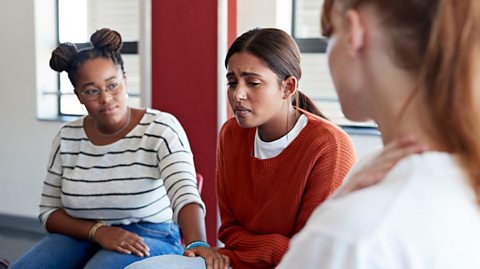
[215,27,355,269]
[127,28,356,269]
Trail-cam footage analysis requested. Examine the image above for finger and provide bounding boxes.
[223,255,230,269]
[380,136,419,159]
[204,255,214,269]
[376,142,423,168]
[213,253,223,269]
[183,250,195,257]
[131,240,150,257]
[114,243,132,255]
[381,144,427,167]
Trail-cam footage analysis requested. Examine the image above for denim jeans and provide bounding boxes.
[9,222,183,269]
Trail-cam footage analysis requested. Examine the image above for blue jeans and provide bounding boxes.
[9,222,183,269]
[126,255,207,269]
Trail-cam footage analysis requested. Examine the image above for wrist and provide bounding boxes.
[88,222,105,242]
[185,240,209,250]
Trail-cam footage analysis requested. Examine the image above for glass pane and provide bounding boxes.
[300,53,376,127]
[294,0,323,38]
[58,0,139,43]
[58,0,88,43]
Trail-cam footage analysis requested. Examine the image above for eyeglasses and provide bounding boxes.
[76,80,124,101]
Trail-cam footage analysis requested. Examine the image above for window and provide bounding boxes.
[292,0,376,128]
[53,0,141,116]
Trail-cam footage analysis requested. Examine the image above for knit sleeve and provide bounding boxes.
[294,127,356,232]
[156,113,205,223]
[216,123,289,268]
[39,130,64,225]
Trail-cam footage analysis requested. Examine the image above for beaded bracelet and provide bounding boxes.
[88,222,105,241]
[185,240,210,250]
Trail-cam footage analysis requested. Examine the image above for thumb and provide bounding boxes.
[184,250,196,257]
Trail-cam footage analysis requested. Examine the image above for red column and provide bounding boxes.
[151,0,219,246]
[226,0,237,119]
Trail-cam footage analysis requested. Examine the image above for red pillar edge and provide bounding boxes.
[151,1,219,246]
[226,0,237,119]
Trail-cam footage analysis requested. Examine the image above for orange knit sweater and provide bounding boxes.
[216,110,356,269]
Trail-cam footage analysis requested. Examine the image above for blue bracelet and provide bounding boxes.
[185,240,210,250]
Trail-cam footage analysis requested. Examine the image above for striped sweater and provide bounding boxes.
[39,108,204,226]
[217,109,356,269]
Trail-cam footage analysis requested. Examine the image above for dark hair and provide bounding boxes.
[322,0,480,205]
[225,28,326,119]
[49,28,125,87]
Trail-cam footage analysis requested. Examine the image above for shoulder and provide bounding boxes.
[60,117,84,130]
[299,110,355,160]
[144,108,180,125]
[57,117,85,137]
[304,153,464,241]
[140,108,187,134]
[303,110,351,144]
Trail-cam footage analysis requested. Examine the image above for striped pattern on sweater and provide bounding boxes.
[39,108,204,225]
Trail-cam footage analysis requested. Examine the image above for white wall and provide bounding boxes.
[0,0,63,218]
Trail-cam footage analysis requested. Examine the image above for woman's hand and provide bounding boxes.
[335,136,428,198]
[94,226,150,257]
[184,247,230,269]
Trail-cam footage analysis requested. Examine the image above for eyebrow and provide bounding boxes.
[226,71,262,78]
[80,76,119,88]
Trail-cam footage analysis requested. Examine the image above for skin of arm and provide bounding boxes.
[178,203,230,269]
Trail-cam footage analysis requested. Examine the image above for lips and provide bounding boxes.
[234,105,250,117]
[100,106,117,114]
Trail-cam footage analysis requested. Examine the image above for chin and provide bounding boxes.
[234,117,256,129]
[342,109,371,122]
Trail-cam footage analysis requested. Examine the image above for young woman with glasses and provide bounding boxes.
[9,28,225,269]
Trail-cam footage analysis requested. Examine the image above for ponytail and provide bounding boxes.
[293,91,327,119]
[419,0,480,205]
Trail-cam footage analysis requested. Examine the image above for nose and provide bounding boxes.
[98,88,113,103]
[233,85,247,102]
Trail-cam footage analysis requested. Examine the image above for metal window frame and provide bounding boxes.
[291,0,328,53]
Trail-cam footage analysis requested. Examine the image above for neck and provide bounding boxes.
[370,70,442,150]
[95,107,131,137]
[258,105,299,142]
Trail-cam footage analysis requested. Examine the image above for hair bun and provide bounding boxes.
[49,42,78,72]
[90,28,123,52]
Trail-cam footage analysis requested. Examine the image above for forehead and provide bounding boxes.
[77,58,122,81]
[227,52,271,73]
